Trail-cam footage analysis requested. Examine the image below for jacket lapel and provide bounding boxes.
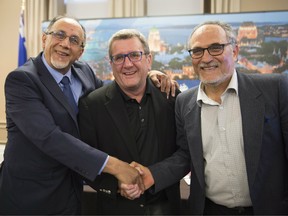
[35,55,78,124]
[73,66,95,95]
[105,82,141,162]
[150,82,168,160]
[237,72,264,187]
[185,89,205,189]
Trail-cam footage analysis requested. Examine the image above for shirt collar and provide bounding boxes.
[41,53,73,84]
[117,78,151,102]
[196,70,238,107]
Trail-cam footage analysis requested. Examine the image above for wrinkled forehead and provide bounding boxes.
[51,18,84,37]
[110,37,143,53]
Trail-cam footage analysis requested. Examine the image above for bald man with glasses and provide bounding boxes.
[127,21,288,215]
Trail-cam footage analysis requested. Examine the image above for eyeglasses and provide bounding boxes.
[110,51,149,65]
[45,30,84,48]
[188,43,232,59]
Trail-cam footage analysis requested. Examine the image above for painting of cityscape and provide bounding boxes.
[43,11,288,91]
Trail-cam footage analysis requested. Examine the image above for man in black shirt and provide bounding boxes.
[78,29,181,215]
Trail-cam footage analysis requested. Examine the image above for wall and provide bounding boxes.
[0,0,288,147]
[147,0,204,16]
[65,0,204,18]
[66,0,110,19]
[240,0,288,12]
[0,0,21,145]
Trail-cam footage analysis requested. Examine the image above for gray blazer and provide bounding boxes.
[150,71,288,215]
[0,53,108,214]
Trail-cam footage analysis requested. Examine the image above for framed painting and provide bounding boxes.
[43,10,288,91]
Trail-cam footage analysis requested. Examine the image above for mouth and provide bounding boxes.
[55,50,69,57]
[200,64,218,70]
[123,71,137,76]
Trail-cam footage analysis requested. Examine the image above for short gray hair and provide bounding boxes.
[108,29,150,59]
[188,21,237,47]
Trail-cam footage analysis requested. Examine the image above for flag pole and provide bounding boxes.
[18,0,27,67]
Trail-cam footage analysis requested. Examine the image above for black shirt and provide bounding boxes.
[116,79,166,204]
[116,79,158,166]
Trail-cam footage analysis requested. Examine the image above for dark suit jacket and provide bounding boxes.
[150,72,288,215]
[78,80,181,215]
[0,53,108,215]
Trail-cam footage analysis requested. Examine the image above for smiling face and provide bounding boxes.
[189,24,239,89]
[110,37,152,97]
[42,18,85,74]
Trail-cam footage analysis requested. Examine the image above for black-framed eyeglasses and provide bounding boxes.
[110,51,149,65]
[188,43,232,59]
[45,30,85,48]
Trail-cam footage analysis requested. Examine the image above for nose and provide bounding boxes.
[201,49,213,62]
[123,56,133,66]
[59,37,71,48]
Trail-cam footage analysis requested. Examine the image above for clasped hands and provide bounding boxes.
[118,161,154,200]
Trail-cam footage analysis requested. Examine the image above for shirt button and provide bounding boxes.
[219,127,226,131]
[141,119,144,123]
[140,204,145,207]
[235,193,241,198]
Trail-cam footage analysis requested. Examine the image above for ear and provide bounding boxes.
[42,33,47,50]
[232,44,239,62]
[146,53,153,68]
[78,47,84,58]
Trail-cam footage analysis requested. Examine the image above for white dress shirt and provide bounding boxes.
[197,71,252,208]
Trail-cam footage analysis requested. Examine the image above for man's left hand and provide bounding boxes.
[148,70,179,98]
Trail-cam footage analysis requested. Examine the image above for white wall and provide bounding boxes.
[66,0,110,19]
[66,0,204,19]
[0,0,20,144]
[0,145,5,162]
[147,0,203,16]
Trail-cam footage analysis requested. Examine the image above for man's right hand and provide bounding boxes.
[118,161,155,200]
[103,156,145,192]
[130,161,155,190]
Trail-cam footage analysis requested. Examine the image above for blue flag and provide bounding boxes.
[18,9,27,67]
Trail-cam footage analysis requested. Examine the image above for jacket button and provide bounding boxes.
[140,204,144,207]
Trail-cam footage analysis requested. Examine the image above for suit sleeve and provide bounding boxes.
[5,70,108,181]
[78,95,119,198]
[279,74,288,159]
[149,93,191,193]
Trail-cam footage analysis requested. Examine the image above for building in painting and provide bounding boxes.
[148,27,167,52]
[237,22,259,46]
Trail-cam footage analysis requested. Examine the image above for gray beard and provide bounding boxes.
[51,58,69,70]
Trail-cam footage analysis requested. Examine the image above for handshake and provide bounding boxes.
[103,157,154,200]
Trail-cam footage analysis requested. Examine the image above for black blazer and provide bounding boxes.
[0,53,109,215]
[150,72,288,215]
[78,80,181,214]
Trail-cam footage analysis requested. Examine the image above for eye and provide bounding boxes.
[54,31,66,40]
[113,54,124,62]
[69,36,80,45]
[192,48,203,55]
[209,44,223,52]
[129,51,141,59]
